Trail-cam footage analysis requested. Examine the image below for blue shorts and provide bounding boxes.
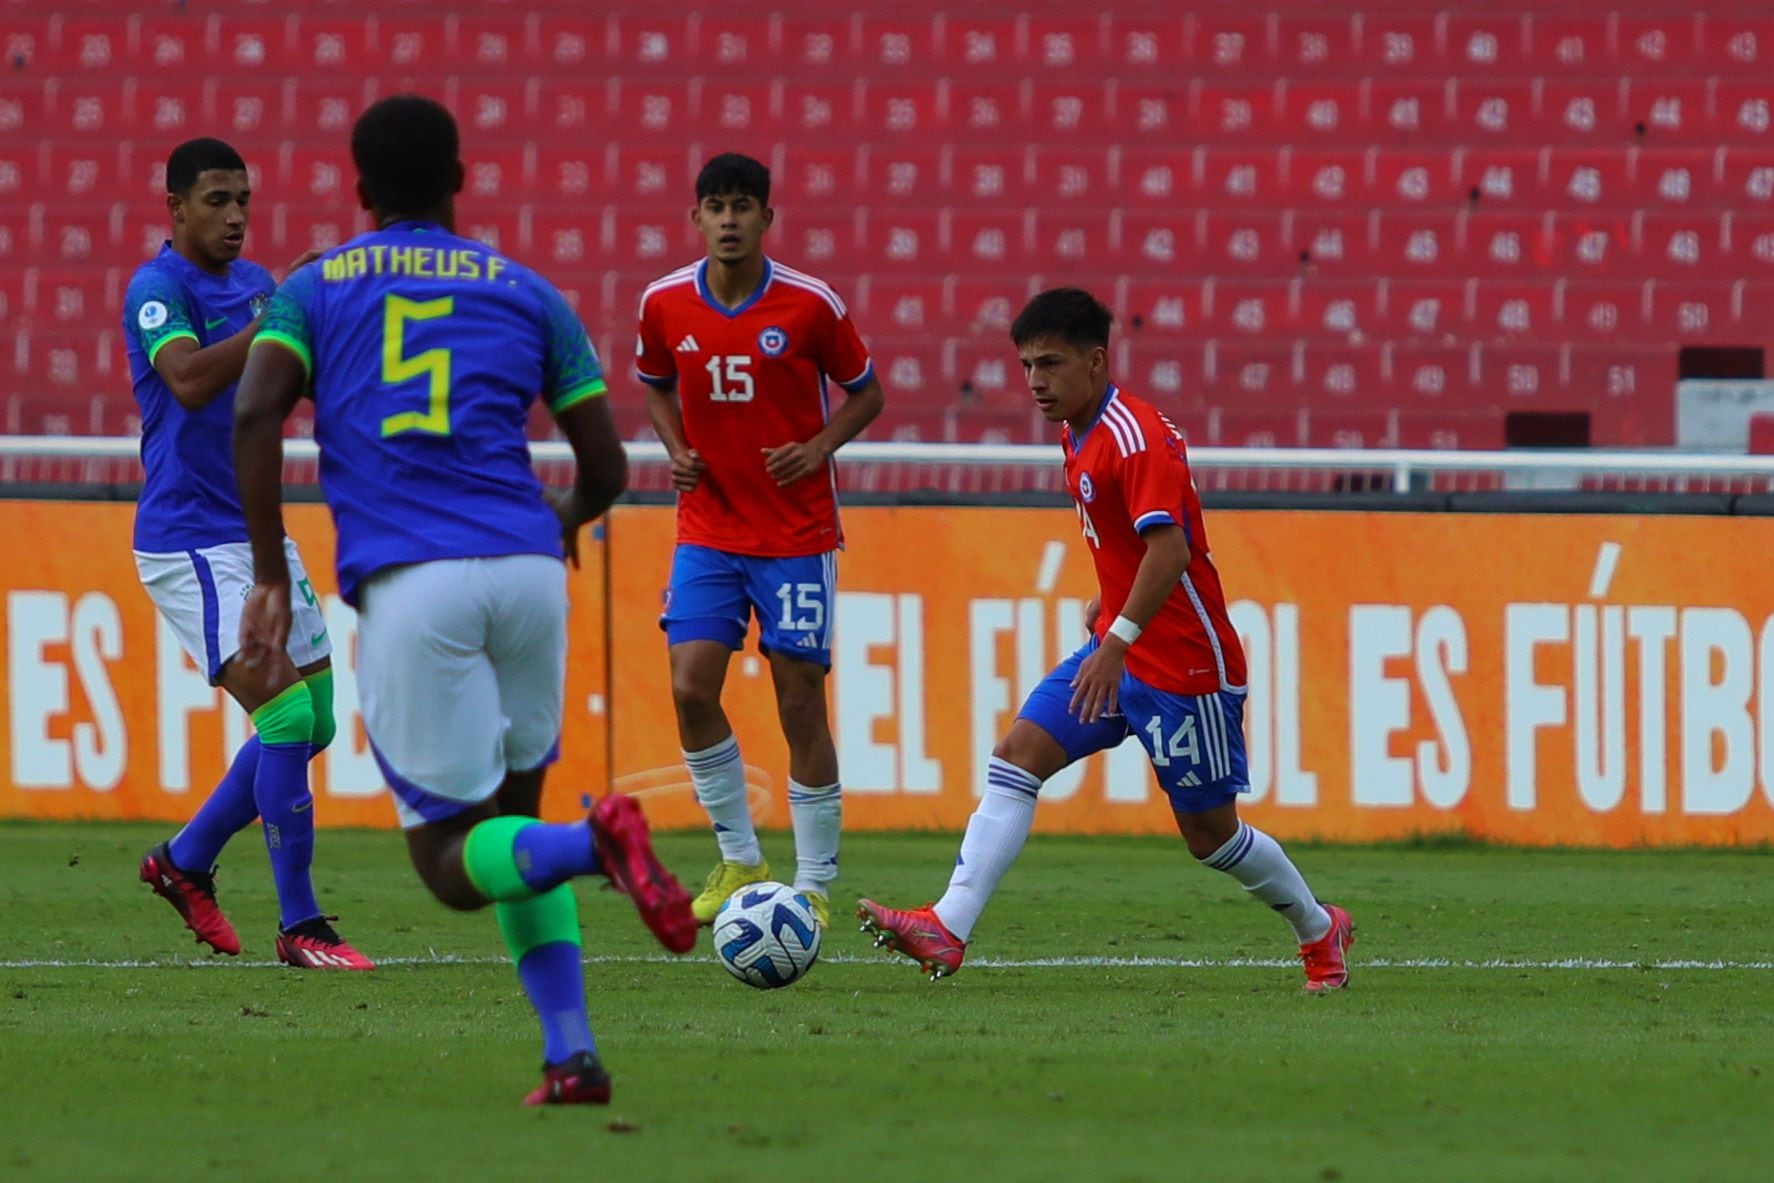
[1017,639,1250,814]
[660,544,836,667]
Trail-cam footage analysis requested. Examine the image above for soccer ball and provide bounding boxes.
[712,881,822,989]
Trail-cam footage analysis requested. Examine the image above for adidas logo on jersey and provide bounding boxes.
[796,634,819,649]
[675,335,701,353]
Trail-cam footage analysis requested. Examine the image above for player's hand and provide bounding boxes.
[669,448,706,492]
[547,487,586,569]
[283,247,325,276]
[1068,636,1127,724]
[1083,596,1101,637]
[238,581,292,671]
[761,440,830,486]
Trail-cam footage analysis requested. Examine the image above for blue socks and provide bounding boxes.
[511,820,601,894]
[168,738,262,872]
[516,941,596,1065]
[255,739,320,930]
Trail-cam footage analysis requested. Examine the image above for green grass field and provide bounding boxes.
[1,822,1769,1182]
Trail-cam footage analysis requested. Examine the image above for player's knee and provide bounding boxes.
[670,674,723,723]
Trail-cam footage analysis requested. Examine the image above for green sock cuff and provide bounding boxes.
[251,682,316,747]
[495,887,582,962]
[463,815,544,903]
[304,669,336,751]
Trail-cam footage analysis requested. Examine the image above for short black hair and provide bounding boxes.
[351,94,462,214]
[696,153,771,205]
[166,138,246,195]
[1010,288,1113,352]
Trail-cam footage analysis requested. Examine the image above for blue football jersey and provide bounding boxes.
[123,244,276,552]
[254,221,607,605]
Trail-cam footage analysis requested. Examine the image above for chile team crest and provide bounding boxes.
[1078,472,1096,502]
[758,325,789,356]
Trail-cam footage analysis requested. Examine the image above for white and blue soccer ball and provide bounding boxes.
[712,881,822,989]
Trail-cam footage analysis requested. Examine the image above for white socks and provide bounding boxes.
[932,758,1041,941]
[1200,822,1332,944]
[789,778,842,896]
[684,735,762,865]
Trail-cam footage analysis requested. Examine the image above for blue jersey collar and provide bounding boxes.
[696,257,773,318]
[379,220,448,234]
[1066,383,1120,454]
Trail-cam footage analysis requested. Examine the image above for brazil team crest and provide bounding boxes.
[250,291,271,318]
[1078,472,1096,502]
[757,325,788,356]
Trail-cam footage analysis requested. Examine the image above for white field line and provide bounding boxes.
[1,954,1769,971]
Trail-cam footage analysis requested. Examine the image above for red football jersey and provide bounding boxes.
[635,258,874,557]
[1062,386,1248,696]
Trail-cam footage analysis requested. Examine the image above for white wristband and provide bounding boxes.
[1107,615,1143,645]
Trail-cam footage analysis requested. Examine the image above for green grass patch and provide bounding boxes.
[0,822,1769,1181]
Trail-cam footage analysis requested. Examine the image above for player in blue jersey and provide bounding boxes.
[127,137,373,970]
[233,95,696,1106]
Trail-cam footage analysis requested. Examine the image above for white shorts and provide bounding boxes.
[135,538,332,684]
[355,554,568,829]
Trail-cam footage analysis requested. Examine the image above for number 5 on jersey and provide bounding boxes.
[381,294,454,437]
[706,354,754,403]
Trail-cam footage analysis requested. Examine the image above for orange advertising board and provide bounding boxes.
[4,500,1773,846]
[0,502,608,828]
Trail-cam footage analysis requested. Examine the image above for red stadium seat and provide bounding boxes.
[460,147,534,206]
[1033,212,1124,272]
[1627,79,1714,145]
[1700,17,1774,76]
[1116,338,1207,408]
[1026,146,1114,207]
[1203,407,1306,449]
[1293,279,1379,341]
[210,15,293,76]
[1643,280,1741,339]
[1379,279,1469,339]
[1474,343,1564,403]
[1389,345,1480,404]
[947,277,1029,336]
[530,143,606,203]
[948,340,1022,408]
[1027,82,1115,142]
[1561,281,1648,342]
[1364,80,1454,143]
[943,209,1029,273]
[1396,410,1504,451]
[869,337,947,402]
[1442,14,1531,74]
[1350,15,1437,73]
[1471,280,1558,340]
[27,267,121,326]
[1195,148,1286,208]
[1628,149,1717,209]
[775,209,861,270]
[1117,277,1203,336]
[872,147,952,205]
[1302,347,1387,407]
[1723,213,1774,280]
[1197,279,1289,338]
[290,16,379,75]
[1524,16,1607,75]
[1306,408,1399,450]
[1537,80,1627,144]
[853,276,941,332]
[1635,212,1725,278]
[1207,341,1304,406]
[1368,149,1463,208]
[1717,148,1774,208]
[773,146,866,207]
[1700,86,1774,153]
[1615,17,1703,73]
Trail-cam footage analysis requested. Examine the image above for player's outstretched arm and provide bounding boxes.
[1068,524,1191,723]
[232,340,306,666]
[551,395,629,565]
[761,372,885,486]
[151,250,323,411]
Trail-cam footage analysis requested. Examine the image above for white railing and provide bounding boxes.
[4,437,1774,494]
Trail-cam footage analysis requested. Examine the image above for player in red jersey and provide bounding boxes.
[636,154,885,928]
[859,289,1353,990]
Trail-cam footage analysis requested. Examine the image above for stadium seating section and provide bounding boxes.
[5,2,1774,449]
